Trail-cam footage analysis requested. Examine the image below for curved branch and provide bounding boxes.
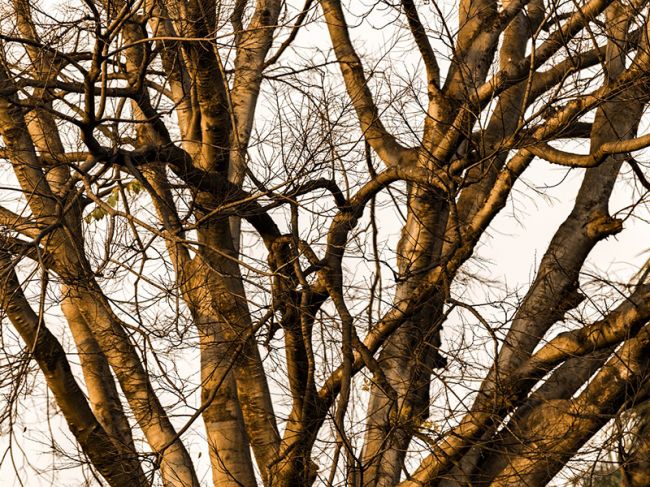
[627,156,650,190]
[401,0,440,95]
[319,0,415,167]
[264,0,315,68]
[528,131,650,168]
[474,0,616,108]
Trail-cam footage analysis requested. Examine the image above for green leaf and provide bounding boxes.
[84,206,107,223]
[106,188,120,208]
[126,180,143,195]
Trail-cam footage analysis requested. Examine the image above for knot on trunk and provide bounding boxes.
[584,212,623,239]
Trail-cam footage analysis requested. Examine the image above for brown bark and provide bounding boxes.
[61,294,139,455]
[620,400,650,487]
[489,322,650,487]
[446,8,649,482]
[2,1,650,486]
[0,253,148,487]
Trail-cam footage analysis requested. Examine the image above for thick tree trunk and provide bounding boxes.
[61,293,139,456]
[191,221,281,481]
[361,191,448,487]
[65,279,200,487]
[185,265,259,486]
[489,324,650,487]
[0,254,148,487]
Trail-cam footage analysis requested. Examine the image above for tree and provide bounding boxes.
[0,0,649,485]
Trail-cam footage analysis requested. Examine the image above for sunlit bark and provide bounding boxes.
[1,1,650,486]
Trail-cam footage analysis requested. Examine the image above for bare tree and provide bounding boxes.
[0,0,649,485]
